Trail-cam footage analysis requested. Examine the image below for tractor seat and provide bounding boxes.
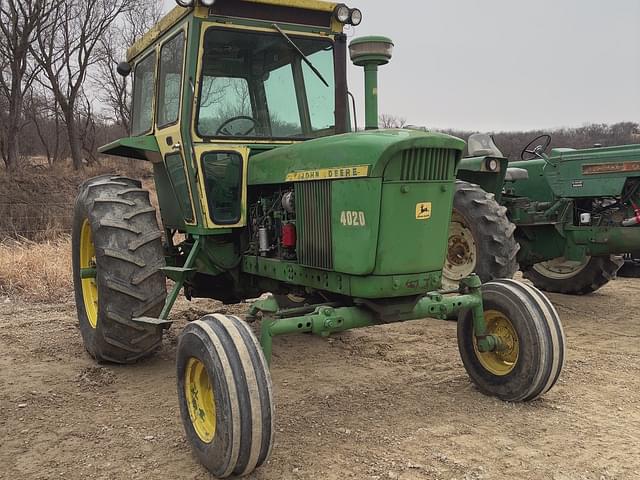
[505,167,529,182]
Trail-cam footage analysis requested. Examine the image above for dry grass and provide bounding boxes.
[0,158,156,302]
[0,236,72,303]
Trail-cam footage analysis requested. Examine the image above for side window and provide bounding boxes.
[131,52,157,136]
[157,32,185,128]
[264,65,302,137]
[165,153,194,222]
[201,152,243,225]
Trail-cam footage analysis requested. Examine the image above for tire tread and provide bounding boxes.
[182,316,273,478]
[72,175,166,364]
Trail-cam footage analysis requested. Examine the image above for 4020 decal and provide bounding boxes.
[340,210,366,227]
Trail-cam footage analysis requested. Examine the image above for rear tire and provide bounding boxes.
[457,279,565,402]
[618,253,640,278]
[443,181,519,288]
[177,314,274,478]
[72,175,166,363]
[523,255,623,295]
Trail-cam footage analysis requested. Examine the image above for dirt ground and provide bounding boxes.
[1,277,639,480]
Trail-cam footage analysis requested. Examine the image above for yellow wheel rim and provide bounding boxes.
[473,310,519,376]
[79,219,98,329]
[185,358,217,443]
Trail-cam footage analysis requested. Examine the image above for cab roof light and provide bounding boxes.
[175,0,215,7]
[334,4,363,26]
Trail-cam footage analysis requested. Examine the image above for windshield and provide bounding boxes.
[197,27,336,140]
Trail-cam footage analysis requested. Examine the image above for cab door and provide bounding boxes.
[154,26,197,226]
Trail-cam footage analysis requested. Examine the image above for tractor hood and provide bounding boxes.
[247,129,465,185]
[510,143,640,199]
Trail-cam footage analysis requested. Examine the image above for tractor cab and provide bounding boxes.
[106,0,352,151]
[100,0,358,233]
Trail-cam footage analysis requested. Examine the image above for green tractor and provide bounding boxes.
[451,133,640,294]
[71,1,565,476]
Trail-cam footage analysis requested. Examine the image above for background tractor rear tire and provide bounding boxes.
[72,175,166,364]
[608,253,640,279]
[523,255,623,295]
[177,314,274,478]
[443,181,519,288]
[457,279,565,402]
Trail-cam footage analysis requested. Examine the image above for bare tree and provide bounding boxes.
[0,93,8,166]
[24,87,65,165]
[96,1,162,133]
[379,113,406,129]
[0,0,53,171]
[31,0,131,169]
[78,91,99,165]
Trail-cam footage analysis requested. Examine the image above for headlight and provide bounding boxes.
[334,4,350,23]
[200,0,215,5]
[350,8,362,26]
[486,158,499,172]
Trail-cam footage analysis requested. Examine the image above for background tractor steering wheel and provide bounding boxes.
[521,134,552,160]
[215,115,258,136]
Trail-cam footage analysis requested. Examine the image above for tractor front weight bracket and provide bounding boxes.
[256,274,497,364]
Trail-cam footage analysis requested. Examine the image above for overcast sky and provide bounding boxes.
[163,0,640,131]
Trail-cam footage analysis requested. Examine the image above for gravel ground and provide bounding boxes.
[1,277,639,480]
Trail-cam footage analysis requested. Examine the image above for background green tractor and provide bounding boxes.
[71,1,565,477]
[453,133,640,294]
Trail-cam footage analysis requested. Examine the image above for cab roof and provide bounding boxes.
[127,0,338,62]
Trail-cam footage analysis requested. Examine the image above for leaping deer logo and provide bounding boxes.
[416,202,432,220]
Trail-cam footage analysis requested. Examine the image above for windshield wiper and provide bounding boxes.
[272,23,329,87]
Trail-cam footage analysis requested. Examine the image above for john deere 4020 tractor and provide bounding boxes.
[449,133,640,294]
[72,1,565,476]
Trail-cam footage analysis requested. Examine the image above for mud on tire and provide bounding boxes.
[72,175,166,363]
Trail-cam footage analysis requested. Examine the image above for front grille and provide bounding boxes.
[295,181,333,270]
[399,148,456,181]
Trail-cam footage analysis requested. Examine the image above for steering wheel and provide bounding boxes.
[521,134,552,160]
[215,115,258,136]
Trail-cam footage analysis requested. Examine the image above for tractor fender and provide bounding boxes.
[456,155,508,198]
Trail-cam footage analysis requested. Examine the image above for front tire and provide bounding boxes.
[443,182,519,288]
[177,314,274,478]
[72,175,166,363]
[523,255,623,294]
[457,279,565,402]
